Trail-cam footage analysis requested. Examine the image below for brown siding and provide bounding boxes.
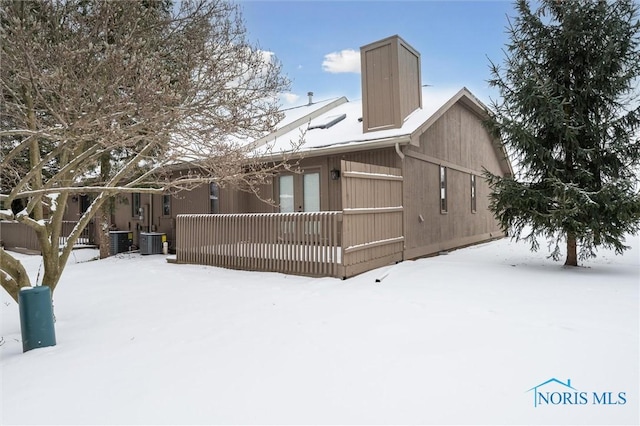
[403,101,504,258]
[251,150,403,213]
[237,181,276,213]
[418,102,502,172]
[172,185,209,215]
[109,187,209,249]
[398,42,422,121]
[112,194,134,232]
[61,198,81,221]
[362,43,395,130]
[360,35,421,133]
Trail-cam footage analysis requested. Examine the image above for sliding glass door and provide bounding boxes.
[279,171,320,212]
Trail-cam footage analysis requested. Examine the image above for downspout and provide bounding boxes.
[395,142,406,261]
[395,142,405,160]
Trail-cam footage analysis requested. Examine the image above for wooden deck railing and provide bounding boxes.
[176,212,343,277]
[0,220,95,252]
[61,220,96,246]
[172,161,405,279]
[0,221,39,251]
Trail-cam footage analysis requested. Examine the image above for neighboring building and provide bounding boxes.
[109,35,513,277]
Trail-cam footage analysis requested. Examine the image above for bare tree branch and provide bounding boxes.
[0,0,293,302]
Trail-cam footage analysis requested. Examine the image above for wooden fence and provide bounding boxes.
[340,160,404,277]
[0,220,95,252]
[176,212,343,277]
[175,160,405,279]
[0,221,39,251]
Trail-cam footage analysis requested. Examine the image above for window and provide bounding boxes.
[162,194,171,216]
[278,172,320,213]
[470,174,477,213]
[303,172,320,212]
[132,193,141,217]
[439,166,447,213]
[279,175,294,212]
[209,183,219,214]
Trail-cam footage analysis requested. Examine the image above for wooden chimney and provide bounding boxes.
[360,35,422,133]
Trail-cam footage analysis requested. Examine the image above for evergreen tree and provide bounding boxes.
[486,0,640,266]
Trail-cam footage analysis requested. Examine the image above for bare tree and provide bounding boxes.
[0,0,294,302]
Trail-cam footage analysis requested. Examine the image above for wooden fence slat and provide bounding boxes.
[1,220,95,252]
[175,212,343,278]
[340,160,404,274]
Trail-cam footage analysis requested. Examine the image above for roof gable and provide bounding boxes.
[252,86,513,177]
[255,86,461,156]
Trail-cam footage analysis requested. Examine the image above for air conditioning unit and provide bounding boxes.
[109,231,132,255]
[140,232,166,255]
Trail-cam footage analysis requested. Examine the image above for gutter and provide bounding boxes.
[255,135,412,162]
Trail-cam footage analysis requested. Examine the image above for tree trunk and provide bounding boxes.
[98,154,112,259]
[0,248,31,303]
[41,242,62,292]
[565,234,578,266]
[98,204,111,259]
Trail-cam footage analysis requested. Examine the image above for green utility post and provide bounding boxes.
[19,286,56,352]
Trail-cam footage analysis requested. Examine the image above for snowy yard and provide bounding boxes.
[1,235,638,425]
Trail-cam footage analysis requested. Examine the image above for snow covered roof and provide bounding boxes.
[278,97,345,127]
[159,96,349,169]
[247,96,348,151]
[254,86,489,158]
[165,86,513,177]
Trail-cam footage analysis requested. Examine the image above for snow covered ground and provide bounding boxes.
[1,234,638,425]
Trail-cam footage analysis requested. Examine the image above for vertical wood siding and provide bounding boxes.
[361,35,421,132]
[398,42,421,120]
[403,102,505,258]
[362,43,395,130]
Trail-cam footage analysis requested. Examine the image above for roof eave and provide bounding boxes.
[255,134,412,163]
[409,87,489,146]
[408,87,515,177]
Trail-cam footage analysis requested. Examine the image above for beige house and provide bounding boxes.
[108,35,513,278]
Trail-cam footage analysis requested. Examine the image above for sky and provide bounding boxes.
[237,1,518,107]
